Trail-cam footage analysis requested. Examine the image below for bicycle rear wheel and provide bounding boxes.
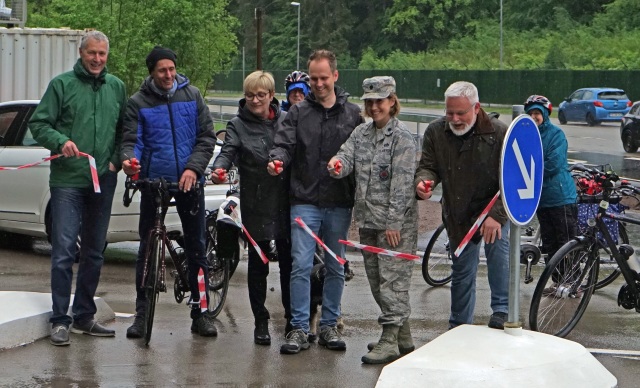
[529,239,598,337]
[594,223,627,290]
[144,234,162,345]
[422,224,453,287]
[205,218,230,318]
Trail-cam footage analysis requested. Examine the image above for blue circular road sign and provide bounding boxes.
[500,115,544,225]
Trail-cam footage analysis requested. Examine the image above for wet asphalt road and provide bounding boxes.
[1,238,640,387]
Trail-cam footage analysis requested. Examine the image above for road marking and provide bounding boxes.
[115,312,135,318]
[567,157,587,164]
[588,348,640,357]
[624,157,640,161]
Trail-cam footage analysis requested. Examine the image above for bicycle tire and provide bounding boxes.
[205,218,230,318]
[422,224,453,287]
[144,234,162,345]
[593,223,627,290]
[529,239,598,337]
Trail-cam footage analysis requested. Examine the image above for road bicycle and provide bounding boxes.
[529,164,640,337]
[420,164,633,289]
[204,167,242,318]
[123,177,206,345]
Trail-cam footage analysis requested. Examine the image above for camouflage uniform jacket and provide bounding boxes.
[333,117,417,231]
[414,109,508,250]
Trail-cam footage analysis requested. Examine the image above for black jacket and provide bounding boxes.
[270,86,364,208]
[212,98,289,241]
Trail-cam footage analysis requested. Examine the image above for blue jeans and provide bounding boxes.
[449,221,510,328]
[135,186,208,320]
[289,205,352,332]
[49,171,117,326]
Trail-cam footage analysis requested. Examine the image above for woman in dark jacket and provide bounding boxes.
[211,71,291,346]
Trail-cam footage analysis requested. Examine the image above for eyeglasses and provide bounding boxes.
[444,104,475,119]
[244,92,269,101]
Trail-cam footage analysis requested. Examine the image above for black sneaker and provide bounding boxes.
[50,323,70,346]
[70,320,115,337]
[191,314,218,337]
[254,320,271,345]
[280,329,310,354]
[318,326,346,351]
[488,312,508,330]
[126,316,145,339]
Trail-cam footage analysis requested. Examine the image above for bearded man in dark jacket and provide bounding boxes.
[415,81,510,331]
[121,46,217,338]
[269,49,364,355]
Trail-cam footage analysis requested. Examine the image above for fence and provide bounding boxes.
[213,70,640,106]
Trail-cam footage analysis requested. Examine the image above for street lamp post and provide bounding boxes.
[291,2,300,70]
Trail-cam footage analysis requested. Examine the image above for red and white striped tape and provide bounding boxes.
[338,239,420,260]
[197,267,208,313]
[0,152,101,193]
[230,208,269,264]
[294,217,346,265]
[454,191,500,257]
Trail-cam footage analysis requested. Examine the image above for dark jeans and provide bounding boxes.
[135,186,208,320]
[49,171,117,326]
[248,238,292,321]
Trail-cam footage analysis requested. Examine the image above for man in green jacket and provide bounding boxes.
[29,30,127,346]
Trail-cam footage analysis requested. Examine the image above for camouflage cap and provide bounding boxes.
[361,76,396,100]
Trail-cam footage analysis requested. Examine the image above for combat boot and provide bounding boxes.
[361,325,400,364]
[367,320,415,355]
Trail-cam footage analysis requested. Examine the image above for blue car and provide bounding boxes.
[558,87,632,126]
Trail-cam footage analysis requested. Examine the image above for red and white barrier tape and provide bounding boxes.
[338,239,420,260]
[454,191,500,257]
[197,267,208,313]
[231,208,269,264]
[294,217,346,265]
[0,152,101,193]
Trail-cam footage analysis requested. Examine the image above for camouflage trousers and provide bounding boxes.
[359,227,417,326]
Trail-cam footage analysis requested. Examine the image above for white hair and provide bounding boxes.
[444,81,479,105]
[80,30,110,53]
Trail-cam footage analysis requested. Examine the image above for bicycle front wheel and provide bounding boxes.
[206,218,230,318]
[144,234,162,345]
[594,223,627,290]
[529,239,598,337]
[422,224,453,287]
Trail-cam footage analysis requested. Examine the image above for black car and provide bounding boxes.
[620,101,640,153]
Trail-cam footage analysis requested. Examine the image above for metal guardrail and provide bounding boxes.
[206,98,440,139]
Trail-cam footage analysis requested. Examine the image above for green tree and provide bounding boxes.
[28,0,238,94]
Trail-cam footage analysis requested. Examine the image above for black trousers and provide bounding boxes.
[537,204,578,261]
[248,238,292,321]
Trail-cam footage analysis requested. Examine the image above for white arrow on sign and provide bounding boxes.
[512,139,535,199]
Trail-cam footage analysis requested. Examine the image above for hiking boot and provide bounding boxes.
[367,320,415,354]
[488,312,508,330]
[70,320,115,337]
[254,319,271,345]
[318,326,346,351]
[126,316,145,339]
[50,323,70,346]
[280,328,310,354]
[191,314,218,337]
[362,325,400,364]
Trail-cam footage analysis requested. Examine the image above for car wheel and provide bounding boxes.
[622,131,638,153]
[558,111,567,125]
[586,113,599,126]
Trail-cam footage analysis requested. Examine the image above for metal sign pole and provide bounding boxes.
[507,223,521,330]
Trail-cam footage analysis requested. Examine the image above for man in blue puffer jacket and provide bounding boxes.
[120,46,217,338]
[524,95,578,266]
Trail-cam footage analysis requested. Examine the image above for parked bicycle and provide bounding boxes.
[123,177,204,345]
[420,163,634,288]
[529,164,640,337]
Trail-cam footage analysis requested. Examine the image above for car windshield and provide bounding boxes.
[598,91,628,100]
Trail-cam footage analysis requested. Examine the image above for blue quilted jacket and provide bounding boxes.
[121,74,215,182]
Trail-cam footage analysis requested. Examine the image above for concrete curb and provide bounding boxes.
[0,291,115,350]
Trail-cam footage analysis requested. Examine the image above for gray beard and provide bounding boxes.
[448,116,477,136]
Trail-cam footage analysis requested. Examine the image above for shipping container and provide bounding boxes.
[0,27,84,103]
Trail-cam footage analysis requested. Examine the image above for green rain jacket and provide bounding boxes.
[29,59,127,188]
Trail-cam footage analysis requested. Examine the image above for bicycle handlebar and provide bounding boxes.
[123,177,202,215]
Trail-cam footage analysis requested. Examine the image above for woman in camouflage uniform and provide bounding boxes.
[328,76,417,364]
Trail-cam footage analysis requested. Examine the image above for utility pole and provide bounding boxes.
[255,7,263,70]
